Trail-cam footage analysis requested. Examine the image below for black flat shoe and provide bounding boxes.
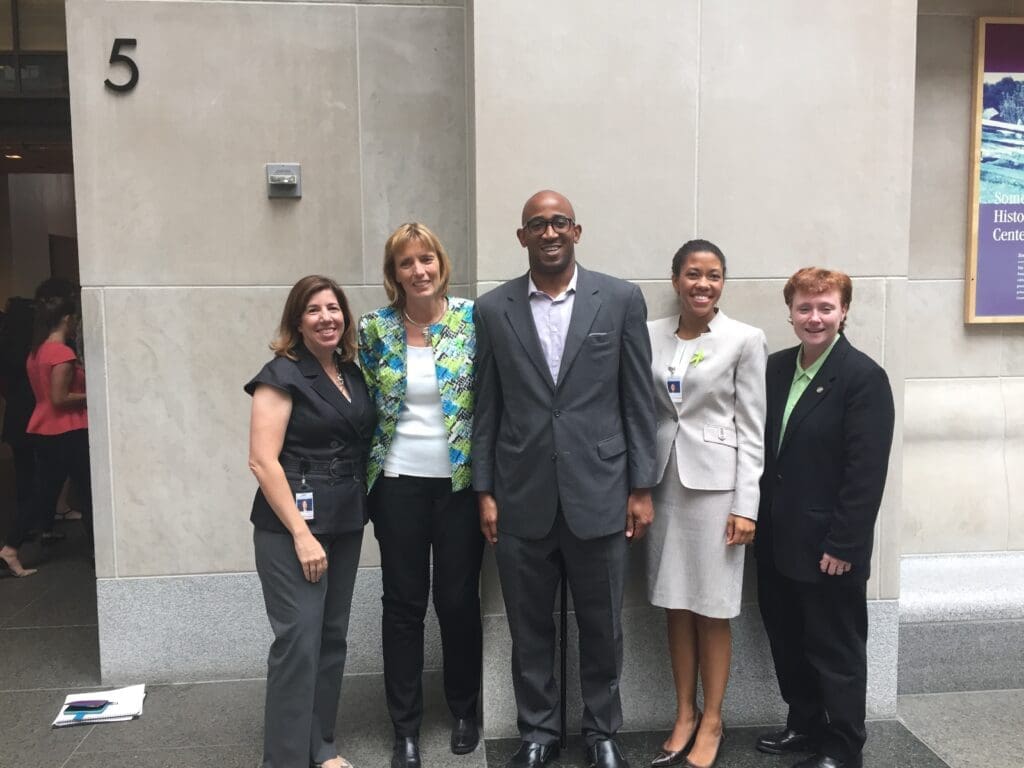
[451,716,480,754]
[756,728,818,755]
[391,736,420,768]
[506,740,560,768]
[586,738,629,768]
[651,711,702,767]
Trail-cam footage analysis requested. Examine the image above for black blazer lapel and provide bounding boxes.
[767,346,798,456]
[556,266,601,388]
[778,336,851,457]
[297,349,359,433]
[503,273,556,391]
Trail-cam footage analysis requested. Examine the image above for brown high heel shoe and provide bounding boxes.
[684,726,725,768]
[651,711,702,767]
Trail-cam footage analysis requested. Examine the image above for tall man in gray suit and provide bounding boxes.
[472,190,658,768]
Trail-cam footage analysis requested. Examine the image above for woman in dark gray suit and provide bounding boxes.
[246,275,376,768]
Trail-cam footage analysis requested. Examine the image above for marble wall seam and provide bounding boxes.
[464,3,476,297]
[692,0,703,233]
[1002,377,1014,546]
[99,290,116,578]
[904,375,1020,380]
[355,6,369,286]
[96,289,119,578]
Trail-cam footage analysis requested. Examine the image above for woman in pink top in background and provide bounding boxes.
[25,293,91,552]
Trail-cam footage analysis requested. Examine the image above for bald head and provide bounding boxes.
[517,189,581,285]
[521,190,576,225]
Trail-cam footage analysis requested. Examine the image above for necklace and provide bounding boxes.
[333,362,351,401]
[403,299,448,343]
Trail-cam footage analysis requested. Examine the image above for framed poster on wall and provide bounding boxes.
[966,18,1024,323]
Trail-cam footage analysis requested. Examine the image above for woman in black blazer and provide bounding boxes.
[754,268,894,768]
[246,275,376,768]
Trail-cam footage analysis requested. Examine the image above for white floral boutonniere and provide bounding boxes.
[690,350,706,367]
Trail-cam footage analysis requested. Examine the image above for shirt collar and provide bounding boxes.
[796,333,841,379]
[528,265,578,301]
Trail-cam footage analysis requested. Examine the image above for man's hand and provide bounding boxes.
[726,514,755,546]
[479,492,498,544]
[625,489,654,540]
[819,552,853,576]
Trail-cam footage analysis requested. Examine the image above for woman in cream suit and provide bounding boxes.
[646,239,767,768]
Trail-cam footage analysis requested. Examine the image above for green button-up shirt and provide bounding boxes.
[778,335,841,452]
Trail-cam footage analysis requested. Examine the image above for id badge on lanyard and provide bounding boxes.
[295,464,315,521]
[666,377,683,403]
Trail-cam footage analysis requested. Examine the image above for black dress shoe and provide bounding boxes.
[756,729,817,755]
[506,740,560,768]
[791,755,861,768]
[451,717,480,754]
[391,736,421,768]
[587,738,630,768]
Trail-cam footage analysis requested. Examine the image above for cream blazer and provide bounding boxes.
[647,310,767,520]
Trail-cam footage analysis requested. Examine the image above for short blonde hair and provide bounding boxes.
[382,223,451,308]
[270,275,357,362]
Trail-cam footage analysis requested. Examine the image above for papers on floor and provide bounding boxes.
[52,684,146,727]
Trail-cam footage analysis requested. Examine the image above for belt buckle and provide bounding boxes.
[328,457,343,478]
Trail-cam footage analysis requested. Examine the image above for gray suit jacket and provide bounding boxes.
[648,310,767,520]
[472,264,658,540]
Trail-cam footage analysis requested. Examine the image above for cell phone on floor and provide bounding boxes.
[65,699,110,713]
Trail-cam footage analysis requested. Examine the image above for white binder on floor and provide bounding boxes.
[52,684,146,727]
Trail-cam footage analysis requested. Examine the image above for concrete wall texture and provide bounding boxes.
[63,0,1024,733]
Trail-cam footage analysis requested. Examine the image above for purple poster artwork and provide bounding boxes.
[971,21,1024,320]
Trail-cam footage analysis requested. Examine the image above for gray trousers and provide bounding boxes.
[495,511,627,746]
[254,528,363,768]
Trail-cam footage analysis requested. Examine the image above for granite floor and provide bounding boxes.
[2,523,1021,768]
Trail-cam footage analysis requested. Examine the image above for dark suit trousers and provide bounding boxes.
[32,429,92,544]
[370,477,484,736]
[495,510,627,746]
[4,437,35,547]
[757,556,868,763]
[254,528,362,768]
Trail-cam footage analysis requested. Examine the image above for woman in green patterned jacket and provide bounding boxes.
[358,222,482,768]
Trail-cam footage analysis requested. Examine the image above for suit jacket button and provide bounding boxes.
[776,473,783,481]
[553,409,561,417]
[330,440,339,448]
[551,453,558,461]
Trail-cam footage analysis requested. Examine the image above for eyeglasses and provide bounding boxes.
[524,216,575,235]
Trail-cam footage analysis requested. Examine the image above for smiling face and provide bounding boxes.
[393,237,442,304]
[789,288,847,355]
[298,288,346,355]
[517,191,581,278]
[672,250,724,325]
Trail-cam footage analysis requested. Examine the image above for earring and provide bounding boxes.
[787,317,793,325]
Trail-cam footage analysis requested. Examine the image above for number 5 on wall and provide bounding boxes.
[104,38,139,92]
